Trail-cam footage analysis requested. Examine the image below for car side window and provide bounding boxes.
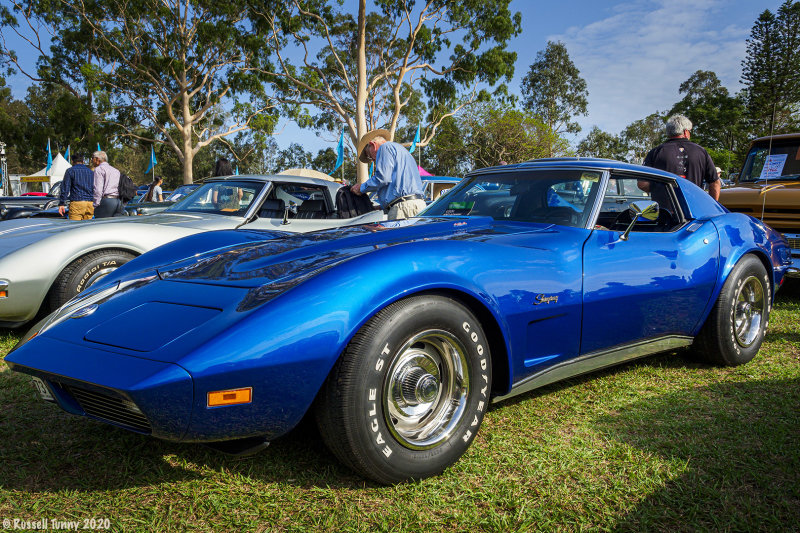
[595,175,682,233]
[270,184,330,219]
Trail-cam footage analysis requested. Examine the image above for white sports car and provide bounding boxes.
[0,174,384,327]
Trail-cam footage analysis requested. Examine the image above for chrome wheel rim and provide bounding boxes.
[734,276,766,348]
[84,266,118,289]
[383,330,469,450]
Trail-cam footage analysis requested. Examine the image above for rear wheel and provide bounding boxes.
[316,295,491,484]
[48,250,136,310]
[692,255,770,366]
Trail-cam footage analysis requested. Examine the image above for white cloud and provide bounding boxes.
[545,0,753,136]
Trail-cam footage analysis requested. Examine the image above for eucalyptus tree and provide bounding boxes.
[76,0,283,183]
[249,0,521,181]
[1,0,280,183]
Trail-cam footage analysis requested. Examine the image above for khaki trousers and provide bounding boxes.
[387,199,427,220]
[68,201,95,220]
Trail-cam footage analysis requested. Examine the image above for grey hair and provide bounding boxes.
[666,115,692,137]
[92,150,108,163]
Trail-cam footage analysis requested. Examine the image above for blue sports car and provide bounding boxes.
[6,158,791,484]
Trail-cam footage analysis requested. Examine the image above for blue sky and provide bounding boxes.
[286,0,777,154]
[3,0,778,155]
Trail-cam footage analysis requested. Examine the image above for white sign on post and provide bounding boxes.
[760,153,788,179]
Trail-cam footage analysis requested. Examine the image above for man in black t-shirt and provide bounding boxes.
[643,114,720,200]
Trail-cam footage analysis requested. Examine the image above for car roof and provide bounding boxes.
[749,133,800,144]
[422,176,460,183]
[206,174,343,196]
[468,157,679,183]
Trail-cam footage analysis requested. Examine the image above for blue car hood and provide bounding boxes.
[157,216,568,293]
[158,217,491,288]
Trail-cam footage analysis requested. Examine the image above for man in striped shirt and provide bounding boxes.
[58,153,95,220]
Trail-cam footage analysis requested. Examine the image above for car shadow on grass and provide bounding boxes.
[0,365,372,491]
[494,349,708,412]
[596,377,800,531]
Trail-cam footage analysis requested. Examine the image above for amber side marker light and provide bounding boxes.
[207,387,252,407]
[0,290,7,298]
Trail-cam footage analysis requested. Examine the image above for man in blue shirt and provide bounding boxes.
[351,129,426,219]
[58,154,96,220]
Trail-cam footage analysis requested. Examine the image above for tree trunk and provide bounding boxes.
[182,133,194,184]
[355,0,369,184]
[181,81,194,184]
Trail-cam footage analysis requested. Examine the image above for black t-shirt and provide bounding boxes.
[643,138,718,189]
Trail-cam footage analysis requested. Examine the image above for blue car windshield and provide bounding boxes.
[167,181,266,216]
[421,169,603,228]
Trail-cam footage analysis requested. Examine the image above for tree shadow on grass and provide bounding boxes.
[595,377,800,531]
[0,366,369,492]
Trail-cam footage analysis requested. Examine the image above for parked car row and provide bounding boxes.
[3,158,792,485]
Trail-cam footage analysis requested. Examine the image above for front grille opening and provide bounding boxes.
[64,385,152,434]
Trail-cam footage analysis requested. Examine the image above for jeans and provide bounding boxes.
[94,197,126,218]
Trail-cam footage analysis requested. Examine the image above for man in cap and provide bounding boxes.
[643,114,720,200]
[58,153,95,220]
[350,129,426,219]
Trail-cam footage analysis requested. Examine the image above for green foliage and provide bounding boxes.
[741,1,800,136]
[1,0,280,183]
[622,112,666,164]
[577,127,629,161]
[706,147,740,175]
[428,102,567,175]
[520,41,588,141]
[669,70,748,164]
[0,76,33,173]
[250,0,520,178]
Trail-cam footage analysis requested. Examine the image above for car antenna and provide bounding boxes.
[761,101,777,222]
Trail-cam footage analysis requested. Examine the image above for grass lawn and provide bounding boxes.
[1,286,798,532]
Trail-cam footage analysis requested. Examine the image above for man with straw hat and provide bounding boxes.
[351,129,426,219]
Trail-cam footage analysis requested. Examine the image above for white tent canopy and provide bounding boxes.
[21,153,72,191]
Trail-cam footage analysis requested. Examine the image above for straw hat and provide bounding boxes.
[357,129,391,163]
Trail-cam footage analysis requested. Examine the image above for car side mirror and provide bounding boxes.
[282,201,298,225]
[620,200,659,241]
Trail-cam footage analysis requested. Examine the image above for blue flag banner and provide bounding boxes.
[145,146,157,174]
[64,145,70,162]
[97,143,102,152]
[409,125,420,154]
[330,130,344,175]
[46,139,53,173]
[235,166,239,175]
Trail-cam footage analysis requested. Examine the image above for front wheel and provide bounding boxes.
[49,250,136,310]
[316,295,492,484]
[692,254,771,366]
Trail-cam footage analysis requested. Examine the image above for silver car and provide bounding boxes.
[0,175,384,327]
